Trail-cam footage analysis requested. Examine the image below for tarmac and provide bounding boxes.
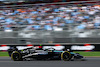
[0,57,100,67]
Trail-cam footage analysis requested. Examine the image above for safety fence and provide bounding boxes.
[0,29,100,44]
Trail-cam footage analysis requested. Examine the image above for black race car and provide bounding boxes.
[8,46,84,61]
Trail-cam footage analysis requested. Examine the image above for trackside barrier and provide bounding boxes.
[0,44,100,51]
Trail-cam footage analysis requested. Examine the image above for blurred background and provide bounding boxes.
[0,0,99,44]
[0,0,100,56]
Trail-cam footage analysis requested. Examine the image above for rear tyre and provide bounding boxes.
[61,51,72,61]
[11,51,22,61]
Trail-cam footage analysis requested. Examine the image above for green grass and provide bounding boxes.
[0,51,100,57]
[74,51,100,56]
[0,52,9,57]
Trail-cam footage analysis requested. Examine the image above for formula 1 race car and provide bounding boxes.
[8,46,84,61]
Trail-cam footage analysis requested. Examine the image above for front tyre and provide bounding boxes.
[11,51,22,61]
[61,51,72,61]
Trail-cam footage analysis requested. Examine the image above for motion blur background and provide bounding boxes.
[0,0,100,52]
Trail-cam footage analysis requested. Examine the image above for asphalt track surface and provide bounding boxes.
[0,57,100,67]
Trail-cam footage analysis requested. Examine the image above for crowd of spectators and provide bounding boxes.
[0,3,100,32]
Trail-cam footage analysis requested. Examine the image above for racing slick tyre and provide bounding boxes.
[11,51,22,61]
[61,51,72,61]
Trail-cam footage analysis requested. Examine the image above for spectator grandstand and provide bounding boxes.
[0,1,100,31]
[0,0,100,44]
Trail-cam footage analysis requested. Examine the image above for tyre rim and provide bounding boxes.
[13,53,20,60]
[63,52,70,60]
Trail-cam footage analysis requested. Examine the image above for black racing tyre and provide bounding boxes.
[11,51,22,61]
[61,51,72,61]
